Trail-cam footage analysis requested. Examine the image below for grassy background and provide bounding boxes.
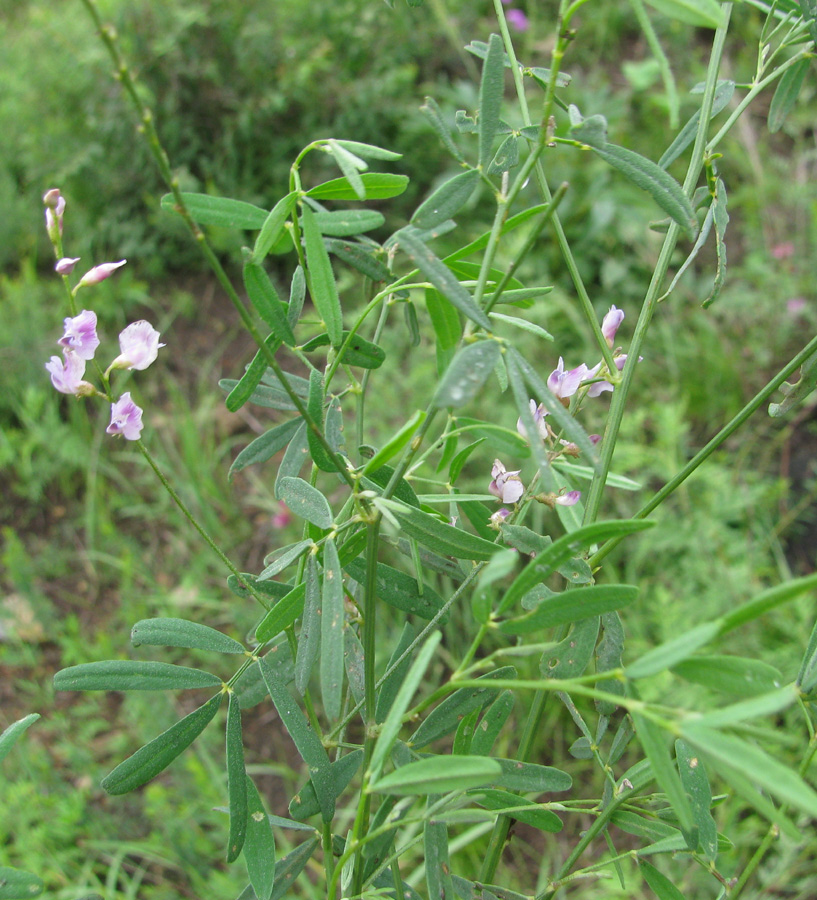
[2,0,817,897]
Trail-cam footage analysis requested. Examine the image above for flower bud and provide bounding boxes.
[55,257,81,275]
[77,260,127,287]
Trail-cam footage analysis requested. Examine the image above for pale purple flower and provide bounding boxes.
[516,398,550,440]
[489,459,525,505]
[601,305,625,348]
[77,260,127,287]
[506,9,529,31]
[106,392,144,440]
[55,257,81,276]
[548,357,590,400]
[45,351,89,395]
[555,490,581,507]
[58,310,100,360]
[43,189,65,241]
[787,297,806,316]
[585,362,615,398]
[110,320,165,371]
[489,507,512,529]
[772,242,795,260]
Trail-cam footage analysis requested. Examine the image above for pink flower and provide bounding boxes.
[489,507,512,529]
[489,459,525,505]
[506,9,529,31]
[110,320,165,371]
[771,242,795,260]
[601,305,625,347]
[787,297,806,316]
[272,502,292,529]
[58,310,100,360]
[45,351,90,395]
[516,398,550,440]
[43,189,65,242]
[106,392,144,440]
[548,357,590,400]
[585,362,615,397]
[55,257,81,275]
[78,260,127,287]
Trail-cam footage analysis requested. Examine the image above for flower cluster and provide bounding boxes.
[488,306,634,528]
[501,0,528,32]
[42,189,164,441]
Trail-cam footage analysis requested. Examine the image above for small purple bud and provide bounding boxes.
[107,392,144,441]
[78,260,127,287]
[489,507,512,529]
[506,9,529,31]
[55,257,81,275]
[555,490,581,507]
[601,305,625,347]
[110,320,165,371]
[58,309,100,360]
[43,189,66,242]
[45,351,88,395]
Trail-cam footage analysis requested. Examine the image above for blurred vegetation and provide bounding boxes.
[2,0,817,897]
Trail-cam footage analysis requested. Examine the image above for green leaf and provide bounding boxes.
[288,266,306,328]
[369,632,442,782]
[345,558,448,622]
[478,34,506,167]
[769,348,817,417]
[488,134,519,174]
[568,112,697,238]
[304,367,336,475]
[693,685,798,728]
[433,340,501,408]
[681,725,817,821]
[252,191,299,262]
[472,548,518,623]
[54,660,222,692]
[498,519,652,615]
[101,694,222,794]
[659,80,734,169]
[470,691,514,756]
[798,616,817,694]
[412,169,480,230]
[243,262,296,346]
[370,755,503,795]
[626,622,720,679]
[382,497,501,561]
[425,816,455,900]
[326,239,391,281]
[228,574,291,604]
[492,758,572,793]
[638,859,686,900]
[596,612,625,715]
[499,584,638,633]
[294,555,321,696]
[160,192,267,229]
[264,837,319,900]
[426,288,462,373]
[222,336,281,413]
[488,312,554,342]
[275,422,309,496]
[301,205,343,346]
[311,209,385,237]
[258,656,335,821]
[540,617,600,680]
[289,749,364,820]
[421,96,464,162]
[320,538,345,722]
[397,229,492,331]
[363,464,421,508]
[361,410,427,475]
[276,477,333,530]
[259,540,314,581]
[131,618,245,655]
[306,173,410,200]
[675,739,718,862]
[0,867,44,900]
[229,417,302,478]
[302,331,386,369]
[643,0,724,28]
[410,667,516,748]
[470,789,563,832]
[327,138,367,198]
[718,573,817,633]
[243,776,276,900]
[226,693,248,862]
[0,714,39,765]
[332,139,402,161]
[673,654,782,696]
[631,711,695,839]
[456,417,530,458]
[375,624,418,724]
[552,461,641,490]
[449,439,486,486]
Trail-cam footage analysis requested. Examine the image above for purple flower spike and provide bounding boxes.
[45,351,88,395]
[111,320,165,371]
[55,257,80,276]
[107,392,144,441]
[548,357,590,400]
[601,305,625,347]
[555,490,581,507]
[78,260,127,287]
[58,310,100,360]
[506,9,529,31]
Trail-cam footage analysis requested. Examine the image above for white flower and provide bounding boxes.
[110,320,165,371]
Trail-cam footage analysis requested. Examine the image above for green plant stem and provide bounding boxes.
[589,330,817,567]
[582,4,732,526]
[628,0,679,128]
[80,0,354,490]
[135,441,270,611]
